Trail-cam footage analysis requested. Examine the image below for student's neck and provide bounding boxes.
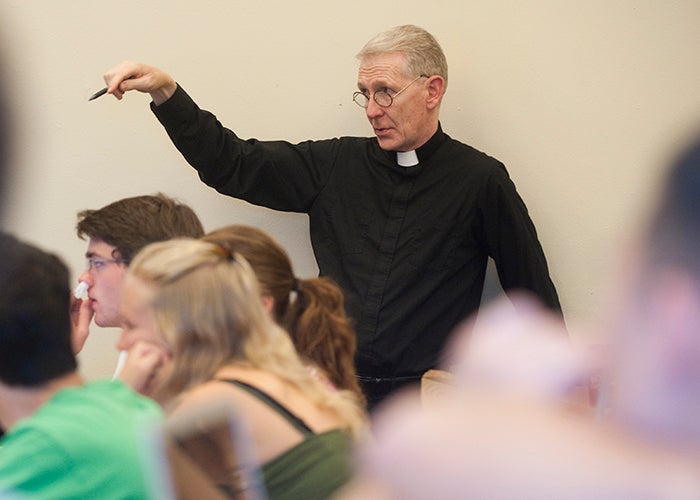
[0,371,83,431]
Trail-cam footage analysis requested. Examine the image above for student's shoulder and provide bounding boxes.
[0,419,68,471]
[172,376,261,410]
[82,379,162,415]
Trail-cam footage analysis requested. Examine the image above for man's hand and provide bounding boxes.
[103,61,177,106]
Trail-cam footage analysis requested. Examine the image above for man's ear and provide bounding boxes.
[426,75,445,110]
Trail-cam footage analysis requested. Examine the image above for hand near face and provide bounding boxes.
[118,340,170,396]
[70,292,94,354]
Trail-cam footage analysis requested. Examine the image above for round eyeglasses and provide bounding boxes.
[353,74,428,109]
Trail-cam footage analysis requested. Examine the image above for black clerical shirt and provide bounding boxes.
[152,85,561,396]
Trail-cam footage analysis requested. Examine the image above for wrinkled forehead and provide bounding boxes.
[357,52,408,86]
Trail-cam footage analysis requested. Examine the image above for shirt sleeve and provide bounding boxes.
[150,84,338,213]
[479,164,562,314]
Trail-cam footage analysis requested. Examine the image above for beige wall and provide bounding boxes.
[1,1,699,380]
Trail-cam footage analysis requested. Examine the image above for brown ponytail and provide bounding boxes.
[202,225,366,406]
[282,277,365,405]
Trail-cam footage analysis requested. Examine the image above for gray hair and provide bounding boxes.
[357,25,448,91]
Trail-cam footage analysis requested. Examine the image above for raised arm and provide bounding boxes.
[102,61,177,106]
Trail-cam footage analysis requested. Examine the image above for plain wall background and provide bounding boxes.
[1,1,699,380]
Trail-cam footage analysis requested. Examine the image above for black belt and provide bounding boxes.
[356,374,423,384]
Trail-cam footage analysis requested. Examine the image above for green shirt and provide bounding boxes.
[0,379,162,499]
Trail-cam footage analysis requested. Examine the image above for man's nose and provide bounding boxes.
[365,98,384,119]
[78,270,92,287]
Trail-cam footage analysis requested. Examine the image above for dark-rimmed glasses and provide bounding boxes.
[353,74,428,109]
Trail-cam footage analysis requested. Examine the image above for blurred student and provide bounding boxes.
[119,238,366,499]
[71,193,204,354]
[203,224,365,405]
[605,136,700,449]
[0,232,161,498]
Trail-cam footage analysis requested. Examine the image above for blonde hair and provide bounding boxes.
[128,238,365,436]
[357,24,448,92]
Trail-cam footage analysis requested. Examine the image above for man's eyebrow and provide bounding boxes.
[85,251,114,259]
[357,79,390,91]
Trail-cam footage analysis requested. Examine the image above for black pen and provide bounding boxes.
[88,87,108,101]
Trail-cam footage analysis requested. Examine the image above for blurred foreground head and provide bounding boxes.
[610,136,700,449]
[0,232,76,387]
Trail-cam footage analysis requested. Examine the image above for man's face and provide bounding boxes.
[357,52,432,152]
[117,274,160,351]
[78,238,128,328]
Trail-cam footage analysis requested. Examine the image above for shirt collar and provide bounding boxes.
[397,150,419,167]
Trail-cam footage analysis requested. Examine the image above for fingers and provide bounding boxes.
[102,61,177,105]
[70,295,94,354]
[119,341,170,395]
[102,61,143,98]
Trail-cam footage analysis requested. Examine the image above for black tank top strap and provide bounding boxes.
[219,378,314,435]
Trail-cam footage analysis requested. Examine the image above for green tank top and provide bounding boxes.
[221,379,354,500]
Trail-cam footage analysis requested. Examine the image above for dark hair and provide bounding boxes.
[647,137,700,275]
[0,232,76,386]
[203,225,365,405]
[76,193,205,262]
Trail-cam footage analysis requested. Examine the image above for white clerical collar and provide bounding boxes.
[397,150,419,167]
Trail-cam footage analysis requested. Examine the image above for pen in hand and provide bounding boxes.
[89,73,139,101]
[88,87,108,101]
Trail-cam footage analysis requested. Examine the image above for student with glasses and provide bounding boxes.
[72,193,204,354]
[99,25,562,409]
